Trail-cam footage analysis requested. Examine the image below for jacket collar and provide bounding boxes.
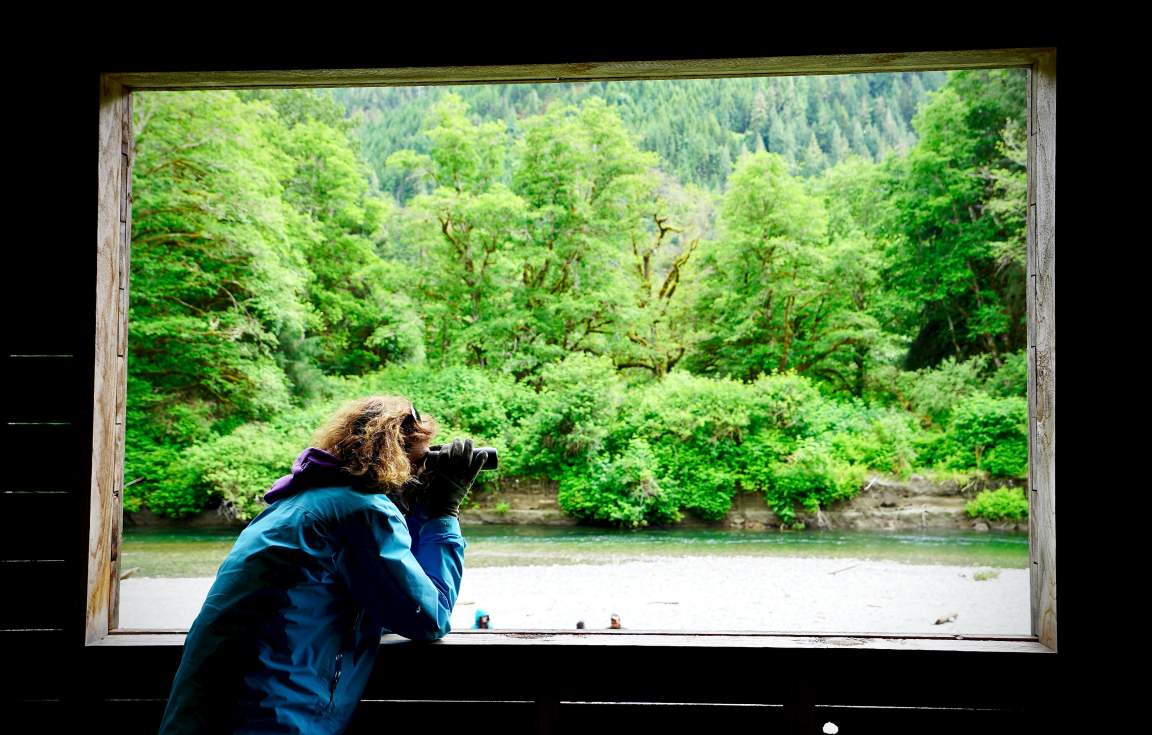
[264,447,364,503]
[264,447,412,512]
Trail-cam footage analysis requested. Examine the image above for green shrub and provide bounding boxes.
[826,410,922,476]
[965,486,1028,522]
[176,419,313,521]
[868,355,989,427]
[946,393,1027,477]
[557,437,681,527]
[351,365,537,441]
[128,358,1020,524]
[515,354,622,477]
[126,443,211,518]
[607,372,752,521]
[746,371,825,433]
[124,375,227,517]
[766,439,864,524]
[570,370,874,525]
[737,428,795,493]
[987,351,1028,398]
[981,439,1029,478]
[868,353,1026,428]
[911,431,954,469]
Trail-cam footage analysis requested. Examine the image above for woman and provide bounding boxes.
[158,395,487,734]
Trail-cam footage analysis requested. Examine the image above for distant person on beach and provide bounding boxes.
[608,613,623,629]
[473,608,492,629]
[158,396,487,735]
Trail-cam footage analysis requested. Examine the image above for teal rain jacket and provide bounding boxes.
[473,607,492,629]
[158,448,467,734]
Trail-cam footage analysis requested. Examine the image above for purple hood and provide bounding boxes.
[264,447,368,503]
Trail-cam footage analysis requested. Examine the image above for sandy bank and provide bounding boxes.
[119,555,1027,635]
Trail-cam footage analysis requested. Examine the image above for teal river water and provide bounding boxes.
[122,525,1028,577]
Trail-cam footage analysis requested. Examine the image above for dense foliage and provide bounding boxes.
[965,487,1029,523]
[338,73,948,195]
[126,70,1029,526]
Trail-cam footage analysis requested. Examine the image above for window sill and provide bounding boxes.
[95,628,1053,653]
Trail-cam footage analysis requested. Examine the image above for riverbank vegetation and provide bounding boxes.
[126,69,1028,527]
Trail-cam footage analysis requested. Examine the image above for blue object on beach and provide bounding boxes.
[474,607,494,629]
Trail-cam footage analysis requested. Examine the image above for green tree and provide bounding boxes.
[876,69,1028,369]
[127,91,306,511]
[801,131,827,177]
[508,98,660,377]
[685,152,875,385]
[386,93,525,369]
[808,156,892,396]
[602,171,714,379]
[274,118,423,375]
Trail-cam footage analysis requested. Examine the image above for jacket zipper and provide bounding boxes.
[329,608,364,708]
[328,652,343,707]
[329,654,340,709]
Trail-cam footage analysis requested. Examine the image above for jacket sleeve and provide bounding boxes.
[334,497,466,641]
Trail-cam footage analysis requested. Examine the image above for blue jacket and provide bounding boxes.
[473,607,492,629]
[158,448,467,734]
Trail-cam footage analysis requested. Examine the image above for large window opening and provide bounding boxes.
[115,67,1036,640]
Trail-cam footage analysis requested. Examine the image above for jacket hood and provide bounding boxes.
[265,447,367,503]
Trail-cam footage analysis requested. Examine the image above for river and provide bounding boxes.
[119,525,1030,635]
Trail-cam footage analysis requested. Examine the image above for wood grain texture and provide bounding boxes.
[91,73,128,643]
[117,237,129,358]
[104,49,1046,91]
[109,420,124,630]
[109,102,133,628]
[1028,51,1056,652]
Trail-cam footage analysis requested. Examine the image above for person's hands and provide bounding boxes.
[421,438,487,519]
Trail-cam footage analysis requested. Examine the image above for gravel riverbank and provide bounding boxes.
[119,555,1028,635]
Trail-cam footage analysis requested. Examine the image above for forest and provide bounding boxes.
[125,69,1030,527]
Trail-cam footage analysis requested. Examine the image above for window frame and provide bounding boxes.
[92,47,1056,656]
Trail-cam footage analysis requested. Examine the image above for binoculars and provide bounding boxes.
[423,446,499,471]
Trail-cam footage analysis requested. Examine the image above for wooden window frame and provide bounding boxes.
[93,47,1056,659]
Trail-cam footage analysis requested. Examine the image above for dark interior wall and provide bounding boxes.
[3,35,1065,733]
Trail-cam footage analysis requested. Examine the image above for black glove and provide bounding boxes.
[421,438,487,519]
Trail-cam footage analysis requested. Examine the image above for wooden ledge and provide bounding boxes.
[103,49,1051,91]
[95,629,1052,653]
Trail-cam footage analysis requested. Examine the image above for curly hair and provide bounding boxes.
[312,395,438,491]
